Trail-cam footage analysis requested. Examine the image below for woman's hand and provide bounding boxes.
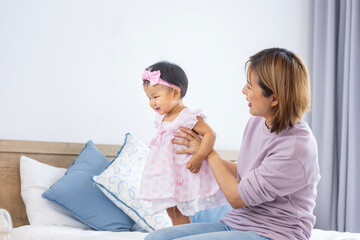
[172,127,202,155]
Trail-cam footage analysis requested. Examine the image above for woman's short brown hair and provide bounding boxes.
[246,48,311,134]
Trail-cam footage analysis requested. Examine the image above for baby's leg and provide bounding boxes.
[166,207,176,225]
[174,206,190,225]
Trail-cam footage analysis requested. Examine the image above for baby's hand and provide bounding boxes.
[185,155,203,173]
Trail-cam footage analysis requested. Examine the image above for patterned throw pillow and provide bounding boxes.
[92,133,172,232]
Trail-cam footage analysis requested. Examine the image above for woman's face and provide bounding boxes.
[242,71,275,121]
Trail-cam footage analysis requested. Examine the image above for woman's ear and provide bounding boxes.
[172,88,181,99]
[271,94,278,107]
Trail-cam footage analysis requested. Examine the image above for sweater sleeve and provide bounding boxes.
[238,155,308,207]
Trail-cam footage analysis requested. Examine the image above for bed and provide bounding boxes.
[1,139,359,240]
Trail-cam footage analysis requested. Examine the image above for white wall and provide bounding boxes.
[0,0,312,150]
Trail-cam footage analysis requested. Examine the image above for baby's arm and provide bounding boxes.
[185,116,216,173]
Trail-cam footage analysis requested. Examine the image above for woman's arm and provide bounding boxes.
[173,127,246,208]
[221,159,238,178]
[173,127,238,177]
[206,150,246,209]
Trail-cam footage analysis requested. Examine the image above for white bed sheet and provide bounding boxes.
[311,229,360,240]
[12,226,360,240]
[11,226,148,240]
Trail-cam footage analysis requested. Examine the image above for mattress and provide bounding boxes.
[310,228,360,240]
[11,226,148,240]
[11,226,360,240]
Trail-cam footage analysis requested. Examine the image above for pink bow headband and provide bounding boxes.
[142,69,181,92]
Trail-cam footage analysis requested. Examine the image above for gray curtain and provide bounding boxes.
[311,0,360,232]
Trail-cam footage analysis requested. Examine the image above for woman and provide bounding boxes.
[145,48,320,240]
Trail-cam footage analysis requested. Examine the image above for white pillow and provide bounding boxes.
[20,156,89,229]
[92,133,172,232]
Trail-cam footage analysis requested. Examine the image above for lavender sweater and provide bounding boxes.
[222,116,320,240]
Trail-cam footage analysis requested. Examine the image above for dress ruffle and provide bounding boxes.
[151,189,227,216]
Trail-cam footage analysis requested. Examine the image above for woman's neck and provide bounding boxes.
[264,116,273,130]
[164,102,186,122]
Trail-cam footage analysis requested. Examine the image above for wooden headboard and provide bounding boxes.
[0,139,238,228]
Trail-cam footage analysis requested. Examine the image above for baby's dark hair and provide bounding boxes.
[145,61,188,98]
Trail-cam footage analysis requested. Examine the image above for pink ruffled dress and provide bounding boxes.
[138,108,226,216]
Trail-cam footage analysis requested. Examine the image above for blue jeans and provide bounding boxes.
[145,222,272,240]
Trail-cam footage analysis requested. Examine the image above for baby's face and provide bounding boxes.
[144,84,177,115]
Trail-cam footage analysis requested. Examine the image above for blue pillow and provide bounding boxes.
[190,203,232,223]
[42,140,135,231]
